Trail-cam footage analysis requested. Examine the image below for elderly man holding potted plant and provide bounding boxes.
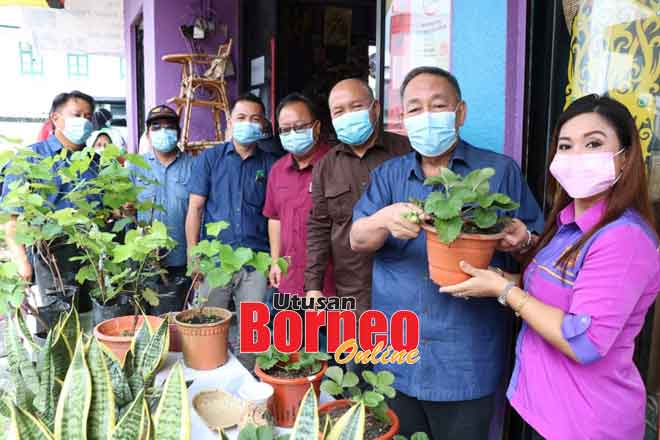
[349,67,544,439]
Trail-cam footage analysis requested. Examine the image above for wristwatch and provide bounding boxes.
[498,281,516,307]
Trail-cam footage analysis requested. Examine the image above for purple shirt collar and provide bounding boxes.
[558,198,608,232]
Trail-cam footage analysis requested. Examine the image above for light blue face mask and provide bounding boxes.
[233,121,264,145]
[151,128,179,153]
[404,111,458,157]
[280,128,315,155]
[332,106,375,146]
[62,116,93,145]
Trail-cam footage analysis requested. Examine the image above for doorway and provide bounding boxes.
[241,0,379,140]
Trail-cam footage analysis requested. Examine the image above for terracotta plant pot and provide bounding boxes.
[423,225,502,286]
[174,307,232,370]
[254,360,328,428]
[93,315,164,363]
[161,312,182,352]
[318,399,400,440]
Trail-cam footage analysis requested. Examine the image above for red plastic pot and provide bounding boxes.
[93,315,164,363]
[254,360,328,428]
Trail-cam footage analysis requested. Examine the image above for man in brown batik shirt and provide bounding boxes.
[304,78,410,314]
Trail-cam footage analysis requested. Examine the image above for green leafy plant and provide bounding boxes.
[321,366,395,424]
[1,307,184,440]
[186,221,289,314]
[0,261,28,315]
[409,167,519,244]
[256,345,330,376]
[394,434,430,440]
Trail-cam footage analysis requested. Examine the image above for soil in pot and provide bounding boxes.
[319,400,399,440]
[423,225,502,286]
[93,315,164,363]
[255,358,327,428]
[174,307,232,370]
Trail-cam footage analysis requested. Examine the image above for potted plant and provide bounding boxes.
[408,167,519,285]
[319,366,400,440]
[174,221,288,370]
[254,345,330,428]
[2,307,189,439]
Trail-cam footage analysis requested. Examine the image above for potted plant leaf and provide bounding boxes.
[319,366,400,440]
[408,167,519,285]
[2,306,189,439]
[175,221,288,371]
[254,345,330,428]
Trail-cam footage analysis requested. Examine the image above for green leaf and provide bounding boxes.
[411,433,431,440]
[362,391,384,407]
[424,167,461,188]
[206,221,230,237]
[320,380,343,396]
[425,192,462,220]
[324,366,343,385]
[289,386,319,440]
[361,370,378,386]
[206,268,233,289]
[111,388,147,440]
[111,217,133,233]
[142,288,160,307]
[463,168,495,191]
[87,338,116,440]
[7,398,55,440]
[433,216,463,244]
[473,208,498,229]
[327,403,365,440]
[376,371,395,386]
[342,372,359,388]
[124,153,150,170]
[34,331,58,432]
[249,252,272,276]
[153,362,190,440]
[113,244,134,263]
[54,338,91,440]
[137,319,169,385]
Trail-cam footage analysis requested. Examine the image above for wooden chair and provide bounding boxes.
[162,39,233,150]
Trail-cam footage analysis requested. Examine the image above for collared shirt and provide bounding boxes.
[188,141,277,252]
[352,140,544,401]
[128,151,194,267]
[507,200,660,439]
[305,131,410,312]
[1,135,99,211]
[263,143,336,297]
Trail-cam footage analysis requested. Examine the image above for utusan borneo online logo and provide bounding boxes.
[240,293,421,365]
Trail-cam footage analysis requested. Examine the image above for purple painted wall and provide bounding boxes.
[123,0,239,150]
[504,0,527,165]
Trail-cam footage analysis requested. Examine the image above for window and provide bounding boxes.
[19,42,43,76]
[67,54,89,78]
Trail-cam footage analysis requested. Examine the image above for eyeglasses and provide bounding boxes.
[278,121,315,135]
[149,122,178,131]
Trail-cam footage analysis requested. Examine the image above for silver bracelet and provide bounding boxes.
[497,281,516,307]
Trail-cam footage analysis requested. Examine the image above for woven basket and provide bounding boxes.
[193,389,247,431]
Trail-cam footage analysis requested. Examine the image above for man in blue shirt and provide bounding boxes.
[186,93,277,368]
[3,91,97,304]
[350,67,544,439]
[128,105,193,284]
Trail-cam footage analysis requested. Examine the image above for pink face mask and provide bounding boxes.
[549,149,624,199]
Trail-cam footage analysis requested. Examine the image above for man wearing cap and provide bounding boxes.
[129,105,194,285]
[186,93,278,369]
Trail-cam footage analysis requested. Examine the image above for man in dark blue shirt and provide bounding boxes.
[186,93,277,369]
[350,67,544,439]
[2,91,96,305]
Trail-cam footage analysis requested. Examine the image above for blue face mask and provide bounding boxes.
[332,107,375,146]
[404,111,458,157]
[233,121,264,145]
[280,128,315,155]
[62,116,93,145]
[150,128,179,153]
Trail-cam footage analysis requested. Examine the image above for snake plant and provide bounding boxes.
[2,308,189,440]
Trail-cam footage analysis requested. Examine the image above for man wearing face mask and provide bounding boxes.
[305,78,409,314]
[349,67,544,438]
[186,93,277,369]
[128,105,193,285]
[2,90,97,307]
[264,93,336,298]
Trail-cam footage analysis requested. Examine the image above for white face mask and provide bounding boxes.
[549,148,625,199]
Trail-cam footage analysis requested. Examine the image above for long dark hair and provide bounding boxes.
[526,94,655,272]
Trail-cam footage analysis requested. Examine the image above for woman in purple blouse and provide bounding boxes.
[441,94,660,439]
